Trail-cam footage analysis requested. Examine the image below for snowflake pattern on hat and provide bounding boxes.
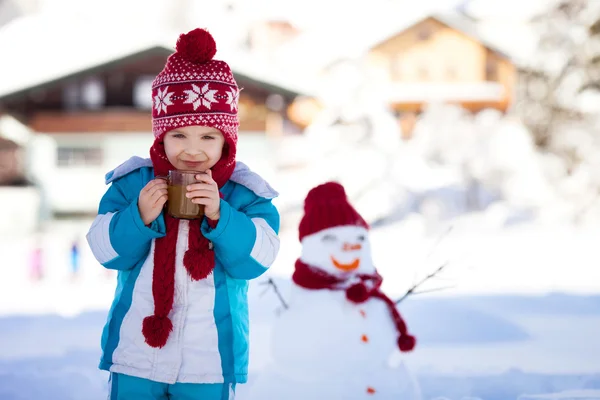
[184,83,218,110]
[153,86,174,114]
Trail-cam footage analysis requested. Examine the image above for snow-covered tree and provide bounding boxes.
[410,103,554,216]
[516,0,600,223]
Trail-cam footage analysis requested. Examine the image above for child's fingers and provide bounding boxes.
[186,189,214,199]
[151,192,168,208]
[190,197,211,205]
[146,184,167,201]
[143,179,160,190]
[153,193,168,208]
[150,187,167,202]
[143,179,167,194]
[186,182,214,192]
[195,172,215,184]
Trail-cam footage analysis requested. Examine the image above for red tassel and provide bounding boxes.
[184,220,214,281]
[346,283,370,303]
[142,315,173,348]
[143,215,178,348]
[184,247,214,280]
[397,334,416,352]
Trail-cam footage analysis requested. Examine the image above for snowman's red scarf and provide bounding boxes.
[141,139,235,349]
[292,259,416,352]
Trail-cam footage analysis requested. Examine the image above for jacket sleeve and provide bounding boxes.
[201,196,280,280]
[86,178,166,270]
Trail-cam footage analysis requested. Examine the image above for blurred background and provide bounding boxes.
[0,0,600,399]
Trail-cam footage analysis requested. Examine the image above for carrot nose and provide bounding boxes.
[343,243,362,251]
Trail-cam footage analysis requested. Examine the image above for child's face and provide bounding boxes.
[163,125,225,171]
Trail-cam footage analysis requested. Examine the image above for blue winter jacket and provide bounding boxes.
[86,157,280,385]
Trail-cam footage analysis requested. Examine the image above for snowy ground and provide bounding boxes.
[0,217,599,400]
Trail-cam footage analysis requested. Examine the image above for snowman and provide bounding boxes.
[245,182,420,400]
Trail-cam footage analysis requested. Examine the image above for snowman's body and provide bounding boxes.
[246,223,421,399]
[270,286,398,378]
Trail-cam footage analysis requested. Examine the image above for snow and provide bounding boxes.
[1,94,599,399]
[0,213,599,399]
[1,287,599,399]
[518,390,600,399]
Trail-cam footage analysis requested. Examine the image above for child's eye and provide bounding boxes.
[172,133,186,139]
[202,135,215,140]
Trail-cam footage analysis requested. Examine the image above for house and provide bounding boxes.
[280,10,522,138]
[0,25,305,216]
[366,14,516,113]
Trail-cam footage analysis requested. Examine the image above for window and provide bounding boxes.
[486,59,498,81]
[81,78,105,109]
[266,94,285,112]
[62,78,106,110]
[133,76,154,109]
[417,26,432,41]
[57,147,103,167]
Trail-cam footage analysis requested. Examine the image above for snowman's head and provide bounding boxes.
[298,182,373,276]
[300,225,375,276]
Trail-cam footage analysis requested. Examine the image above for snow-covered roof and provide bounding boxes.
[275,4,538,75]
[0,14,312,101]
[368,11,513,58]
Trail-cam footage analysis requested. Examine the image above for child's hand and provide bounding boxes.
[138,179,168,225]
[186,170,221,220]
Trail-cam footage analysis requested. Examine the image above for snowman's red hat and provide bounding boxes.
[299,182,369,241]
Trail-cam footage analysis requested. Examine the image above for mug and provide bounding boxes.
[162,170,205,219]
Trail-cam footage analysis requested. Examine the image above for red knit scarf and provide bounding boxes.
[292,259,416,352]
[142,139,235,348]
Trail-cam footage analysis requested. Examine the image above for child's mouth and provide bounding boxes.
[182,161,203,169]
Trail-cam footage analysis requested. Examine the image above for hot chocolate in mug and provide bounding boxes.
[159,170,205,219]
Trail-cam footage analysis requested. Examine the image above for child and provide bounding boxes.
[69,238,80,280]
[86,28,280,400]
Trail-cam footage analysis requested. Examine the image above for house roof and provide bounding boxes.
[405,12,513,58]
[0,14,312,103]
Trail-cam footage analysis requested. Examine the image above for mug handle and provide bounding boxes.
[155,175,169,184]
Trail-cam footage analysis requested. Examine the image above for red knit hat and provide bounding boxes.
[299,182,369,241]
[151,28,239,140]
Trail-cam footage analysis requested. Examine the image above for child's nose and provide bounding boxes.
[342,243,362,252]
